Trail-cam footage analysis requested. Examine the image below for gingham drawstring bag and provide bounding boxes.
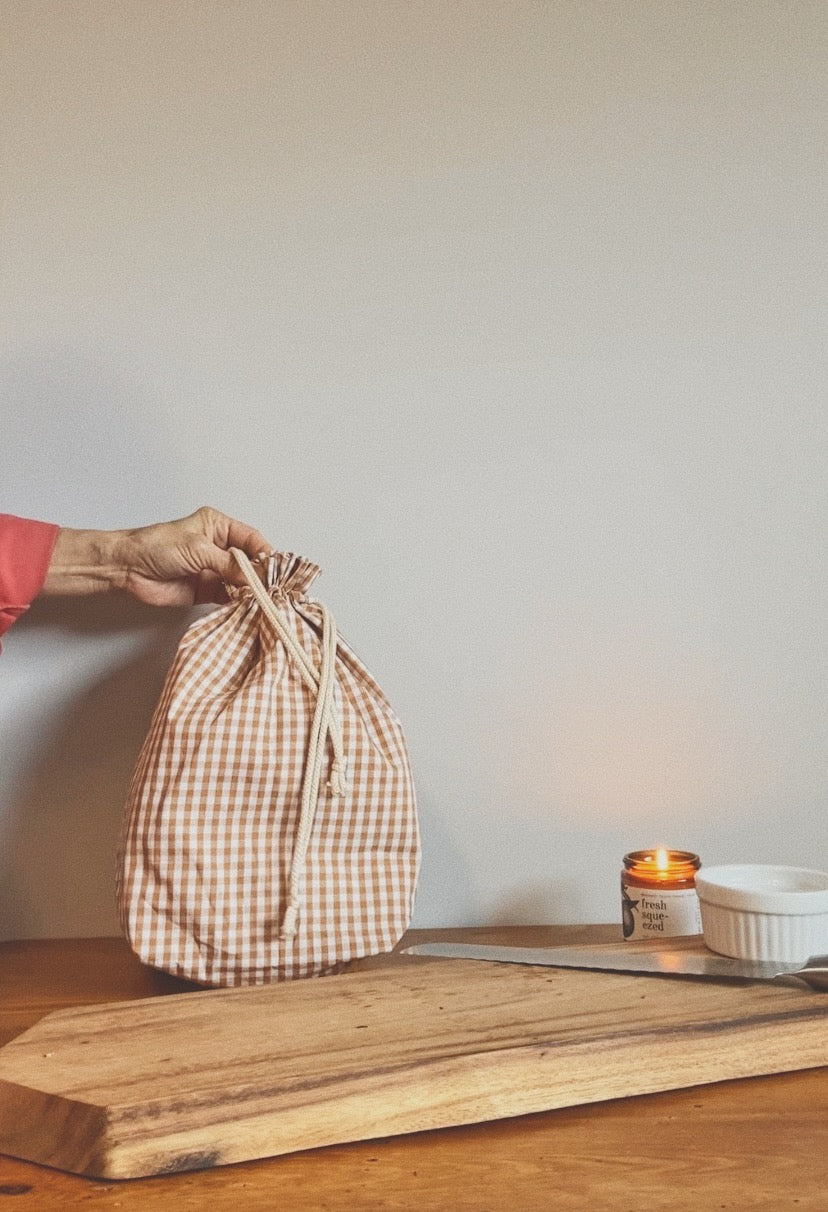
[117,549,420,986]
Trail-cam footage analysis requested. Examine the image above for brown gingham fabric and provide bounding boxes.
[117,551,420,986]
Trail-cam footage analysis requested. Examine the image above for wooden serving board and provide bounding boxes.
[0,944,825,1180]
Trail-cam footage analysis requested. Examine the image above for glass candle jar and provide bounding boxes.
[621,848,702,940]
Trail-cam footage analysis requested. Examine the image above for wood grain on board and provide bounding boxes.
[0,931,825,1180]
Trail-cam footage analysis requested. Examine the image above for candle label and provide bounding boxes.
[621,880,702,939]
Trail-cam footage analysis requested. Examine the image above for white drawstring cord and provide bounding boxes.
[231,548,347,938]
[231,549,346,773]
[279,601,337,937]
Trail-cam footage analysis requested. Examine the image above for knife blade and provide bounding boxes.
[401,941,828,991]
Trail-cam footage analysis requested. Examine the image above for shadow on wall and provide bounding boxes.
[489,882,584,927]
[0,597,194,939]
[409,781,475,929]
[0,343,197,938]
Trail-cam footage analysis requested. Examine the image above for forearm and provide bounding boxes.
[40,528,131,597]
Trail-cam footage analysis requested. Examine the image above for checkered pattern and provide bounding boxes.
[117,553,420,986]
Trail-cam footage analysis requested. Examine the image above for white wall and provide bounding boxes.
[1,1,825,940]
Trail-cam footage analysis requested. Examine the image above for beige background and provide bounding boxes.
[1,1,826,938]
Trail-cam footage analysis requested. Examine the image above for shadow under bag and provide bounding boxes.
[118,549,420,986]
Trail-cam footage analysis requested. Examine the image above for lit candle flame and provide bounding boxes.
[655,846,670,871]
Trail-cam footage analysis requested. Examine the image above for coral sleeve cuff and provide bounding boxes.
[0,514,60,639]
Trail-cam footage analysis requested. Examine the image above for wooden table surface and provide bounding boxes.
[1,926,825,1210]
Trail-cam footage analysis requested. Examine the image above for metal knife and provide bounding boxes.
[402,941,828,991]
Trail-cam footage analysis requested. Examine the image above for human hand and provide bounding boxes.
[42,506,273,606]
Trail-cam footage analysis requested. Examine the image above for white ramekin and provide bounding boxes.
[695,864,828,962]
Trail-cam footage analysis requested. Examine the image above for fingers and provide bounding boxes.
[186,507,275,601]
[222,518,272,561]
[192,507,272,561]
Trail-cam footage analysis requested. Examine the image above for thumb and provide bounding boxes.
[191,550,249,604]
[215,545,265,590]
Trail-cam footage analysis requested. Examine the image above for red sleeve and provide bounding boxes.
[0,514,60,640]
